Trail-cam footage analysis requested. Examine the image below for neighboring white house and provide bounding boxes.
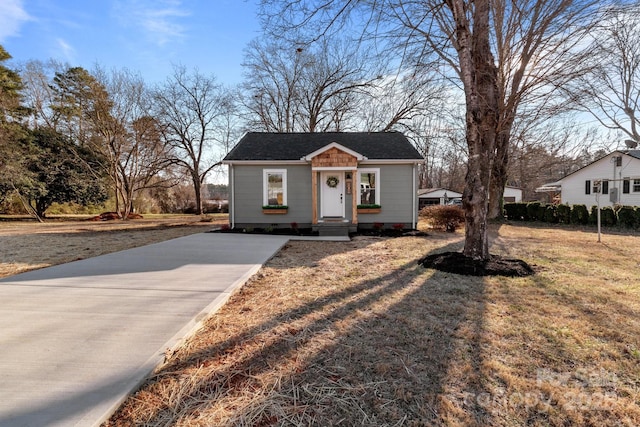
[418,186,523,209]
[418,188,462,209]
[503,186,523,203]
[538,150,640,207]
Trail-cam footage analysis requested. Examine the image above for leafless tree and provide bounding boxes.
[402,101,467,190]
[242,38,305,132]
[508,116,601,201]
[260,0,600,260]
[486,0,598,218]
[153,65,232,215]
[19,59,67,130]
[90,67,176,219]
[243,36,381,132]
[297,37,379,131]
[360,71,447,133]
[569,4,640,148]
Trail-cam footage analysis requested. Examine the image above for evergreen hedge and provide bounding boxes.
[571,204,589,224]
[589,206,617,227]
[617,206,639,228]
[527,202,541,221]
[556,204,571,223]
[504,203,528,220]
[544,205,558,223]
[503,202,638,229]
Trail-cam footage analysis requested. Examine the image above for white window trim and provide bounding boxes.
[633,178,640,193]
[357,168,381,205]
[263,169,287,206]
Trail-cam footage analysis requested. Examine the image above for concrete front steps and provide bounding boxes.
[313,220,356,237]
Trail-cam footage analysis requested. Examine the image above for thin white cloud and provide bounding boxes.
[113,0,190,46]
[0,0,32,42]
[56,38,76,61]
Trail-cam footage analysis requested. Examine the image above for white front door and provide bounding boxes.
[321,172,344,218]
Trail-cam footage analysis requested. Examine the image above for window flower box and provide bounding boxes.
[262,205,288,214]
[357,204,381,214]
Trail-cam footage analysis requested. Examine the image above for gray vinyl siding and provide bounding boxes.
[358,164,417,225]
[230,163,417,228]
[231,165,312,227]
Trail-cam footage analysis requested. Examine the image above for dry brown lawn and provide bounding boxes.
[2,217,639,426]
[0,214,226,279]
[99,223,639,426]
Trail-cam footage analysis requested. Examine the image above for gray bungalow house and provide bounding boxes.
[223,132,424,234]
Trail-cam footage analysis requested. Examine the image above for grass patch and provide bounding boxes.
[103,224,640,426]
[0,215,226,278]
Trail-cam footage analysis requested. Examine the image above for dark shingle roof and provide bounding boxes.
[224,132,423,161]
[625,149,640,160]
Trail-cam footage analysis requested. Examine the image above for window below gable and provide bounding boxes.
[263,169,287,206]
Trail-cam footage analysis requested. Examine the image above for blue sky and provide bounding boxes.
[0,0,261,85]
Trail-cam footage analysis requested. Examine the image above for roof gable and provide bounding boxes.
[418,188,462,198]
[302,142,366,161]
[223,132,423,162]
[559,150,640,181]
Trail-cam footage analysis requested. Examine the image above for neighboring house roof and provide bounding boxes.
[535,150,640,192]
[535,181,562,193]
[223,132,424,162]
[417,188,462,197]
[555,150,640,183]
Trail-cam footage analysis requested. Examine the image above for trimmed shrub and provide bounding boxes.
[503,203,515,219]
[504,202,528,220]
[537,203,548,221]
[543,205,558,223]
[589,205,598,225]
[601,207,617,226]
[420,205,465,232]
[527,202,541,221]
[591,206,617,226]
[556,204,571,223]
[617,206,638,228]
[570,204,589,225]
[589,206,618,227]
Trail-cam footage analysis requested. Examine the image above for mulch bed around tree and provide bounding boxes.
[419,251,535,277]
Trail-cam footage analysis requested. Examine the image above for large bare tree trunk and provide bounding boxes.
[449,0,500,260]
[193,178,203,215]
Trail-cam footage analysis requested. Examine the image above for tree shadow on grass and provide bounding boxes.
[106,239,492,426]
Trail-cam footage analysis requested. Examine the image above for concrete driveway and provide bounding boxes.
[0,233,290,427]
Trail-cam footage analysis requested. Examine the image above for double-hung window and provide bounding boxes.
[634,179,640,193]
[358,169,380,205]
[263,169,287,206]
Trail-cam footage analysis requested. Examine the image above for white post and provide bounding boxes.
[596,181,601,243]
